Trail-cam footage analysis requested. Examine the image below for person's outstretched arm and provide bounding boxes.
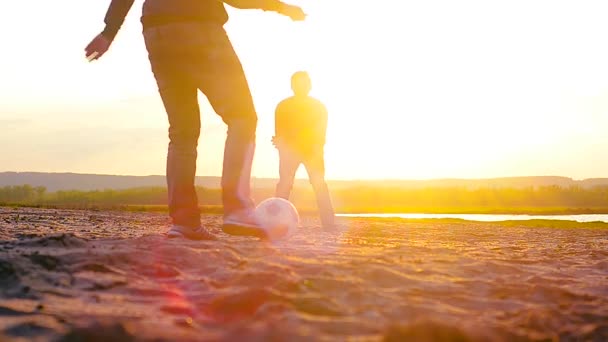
[84,0,135,61]
[102,0,136,41]
[222,0,306,20]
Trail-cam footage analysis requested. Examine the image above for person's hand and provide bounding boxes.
[84,33,111,62]
[278,3,306,21]
[272,136,288,149]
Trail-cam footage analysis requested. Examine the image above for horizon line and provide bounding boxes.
[1,170,607,182]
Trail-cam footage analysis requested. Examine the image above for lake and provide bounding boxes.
[337,213,608,223]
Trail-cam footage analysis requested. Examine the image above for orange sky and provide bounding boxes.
[1,0,608,180]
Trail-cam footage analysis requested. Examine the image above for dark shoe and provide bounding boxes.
[166,225,217,240]
[222,209,269,239]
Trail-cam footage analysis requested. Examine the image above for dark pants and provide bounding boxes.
[275,148,335,227]
[143,22,257,228]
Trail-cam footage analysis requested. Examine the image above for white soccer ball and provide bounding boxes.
[255,197,300,240]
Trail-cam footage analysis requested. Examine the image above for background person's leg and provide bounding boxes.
[303,152,335,228]
[275,149,301,200]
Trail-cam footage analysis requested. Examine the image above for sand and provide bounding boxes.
[0,206,606,341]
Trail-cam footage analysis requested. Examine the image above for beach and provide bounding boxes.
[0,206,606,341]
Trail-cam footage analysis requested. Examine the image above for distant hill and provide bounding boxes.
[0,172,218,192]
[0,172,306,192]
[1,172,607,192]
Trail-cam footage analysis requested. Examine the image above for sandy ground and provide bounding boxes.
[0,206,606,342]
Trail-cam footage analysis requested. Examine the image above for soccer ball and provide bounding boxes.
[255,197,300,240]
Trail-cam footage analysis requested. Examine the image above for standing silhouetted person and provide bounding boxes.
[273,71,335,228]
[85,0,305,240]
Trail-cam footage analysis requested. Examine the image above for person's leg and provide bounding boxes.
[199,28,256,214]
[180,23,261,232]
[303,151,335,228]
[143,25,204,232]
[275,148,300,200]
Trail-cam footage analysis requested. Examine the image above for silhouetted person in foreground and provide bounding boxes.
[273,71,336,228]
[84,0,305,240]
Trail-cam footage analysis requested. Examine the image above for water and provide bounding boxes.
[337,213,608,223]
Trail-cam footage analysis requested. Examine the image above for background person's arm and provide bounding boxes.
[272,101,293,149]
[273,102,289,148]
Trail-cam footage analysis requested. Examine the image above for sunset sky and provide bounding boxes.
[1,0,608,180]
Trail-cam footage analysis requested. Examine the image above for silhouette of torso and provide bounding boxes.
[275,95,328,157]
[104,0,229,37]
[142,0,229,27]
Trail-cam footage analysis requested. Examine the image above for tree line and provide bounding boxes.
[1,184,608,213]
[0,185,220,206]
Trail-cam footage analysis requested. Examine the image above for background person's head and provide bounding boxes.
[291,71,311,96]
